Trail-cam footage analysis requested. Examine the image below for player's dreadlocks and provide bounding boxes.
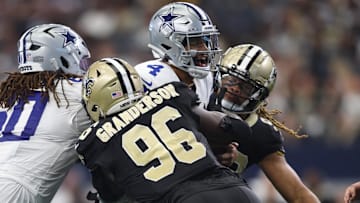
[0,71,81,109]
[256,103,308,139]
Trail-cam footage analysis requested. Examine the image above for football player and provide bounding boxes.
[77,57,261,203]
[134,1,237,167]
[208,43,321,203]
[0,24,91,202]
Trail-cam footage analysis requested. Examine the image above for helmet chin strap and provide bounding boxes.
[98,107,105,121]
[149,42,210,79]
[188,67,209,78]
[221,99,248,113]
[168,56,209,79]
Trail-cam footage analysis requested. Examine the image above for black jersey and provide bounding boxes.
[76,82,221,202]
[229,113,285,173]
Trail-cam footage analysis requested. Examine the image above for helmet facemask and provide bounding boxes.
[176,32,220,78]
[217,44,277,114]
[219,73,268,114]
[148,2,221,79]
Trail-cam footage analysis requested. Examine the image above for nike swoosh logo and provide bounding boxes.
[142,79,152,87]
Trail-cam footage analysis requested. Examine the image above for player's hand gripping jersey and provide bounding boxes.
[134,59,214,108]
[0,78,90,202]
[76,82,225,202]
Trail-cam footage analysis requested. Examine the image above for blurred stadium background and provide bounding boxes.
[1,0,359,202]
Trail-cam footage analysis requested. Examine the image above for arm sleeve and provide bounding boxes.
[91,166,125,202]
[100,195,137,203]
[219,116,252,143]
[192,107,252,144]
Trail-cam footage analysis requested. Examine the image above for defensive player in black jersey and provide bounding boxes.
[208,44,320,203]
[76,57,260,203]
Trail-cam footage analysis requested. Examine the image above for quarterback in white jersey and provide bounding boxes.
[135,59,214,107]
[135,2,221,108]
[0,23,91,203]
[135,2,247,172]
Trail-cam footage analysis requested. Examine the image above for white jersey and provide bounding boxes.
[134,59,213,107]
[0,78,91,203]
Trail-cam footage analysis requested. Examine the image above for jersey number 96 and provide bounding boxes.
[123,106,206,182]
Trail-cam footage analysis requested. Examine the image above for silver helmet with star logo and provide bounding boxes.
[17,23,90,75]
[148,2,221,78]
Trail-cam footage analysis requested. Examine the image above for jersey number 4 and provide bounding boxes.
[0,92,47,141]
[122,106,206,182]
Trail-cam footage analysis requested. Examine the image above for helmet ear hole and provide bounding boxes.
[30,44,41,50]
[60,56,69,68]
[161,44,171,50]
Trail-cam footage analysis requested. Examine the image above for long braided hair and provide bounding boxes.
[0,71,81,109]
[256,103,308,139]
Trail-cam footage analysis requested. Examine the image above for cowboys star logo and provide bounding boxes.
[160,8,182,29]
[61,31,76,47]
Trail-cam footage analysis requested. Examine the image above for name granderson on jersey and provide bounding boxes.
[80,83,180,143]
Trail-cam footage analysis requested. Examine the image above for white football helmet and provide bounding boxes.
[83,57,144,122]
[148,2,221,78]
[17,23,90,75]
[217,44,277,114]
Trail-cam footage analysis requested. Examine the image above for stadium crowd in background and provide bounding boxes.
[1,0,359,146]
[0,0,359,203]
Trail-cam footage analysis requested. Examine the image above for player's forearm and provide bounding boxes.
[273,179,320,203]
[283,187,320,203]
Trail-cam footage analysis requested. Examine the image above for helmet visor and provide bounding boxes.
[221,75,256,103]
[181,33,221,67]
